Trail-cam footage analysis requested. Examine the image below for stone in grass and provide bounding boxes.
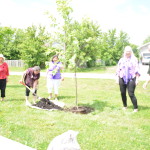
[47,130,81,150]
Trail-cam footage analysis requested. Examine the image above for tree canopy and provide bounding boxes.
[0,0,139,68]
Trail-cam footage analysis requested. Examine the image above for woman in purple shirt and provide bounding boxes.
[116,46,140,112]
[47,55,64,100]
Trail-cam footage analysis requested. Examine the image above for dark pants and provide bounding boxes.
[0,79,6,97]
[25,86,37,96]
[119,77,138,109]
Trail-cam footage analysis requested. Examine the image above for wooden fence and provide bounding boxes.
[5,60,24,67]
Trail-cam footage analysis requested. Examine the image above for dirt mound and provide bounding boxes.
[32,98,63,110]
[32,98,94,114]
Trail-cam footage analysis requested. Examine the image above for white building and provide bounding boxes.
[138,42,150,65]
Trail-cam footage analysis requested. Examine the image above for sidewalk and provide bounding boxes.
[0,136,36,150]
[10,72,148,81]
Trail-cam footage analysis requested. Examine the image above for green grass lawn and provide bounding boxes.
[0,75,150,150]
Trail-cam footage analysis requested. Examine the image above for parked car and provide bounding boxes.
[142,53,150,65]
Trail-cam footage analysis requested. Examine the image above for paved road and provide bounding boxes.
[10,64,149,81]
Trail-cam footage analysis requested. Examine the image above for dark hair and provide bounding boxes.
[51,55,59,62]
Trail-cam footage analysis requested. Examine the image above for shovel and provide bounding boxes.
[19,81,41,106]
[19,81,65,108]
[19,81,41,99]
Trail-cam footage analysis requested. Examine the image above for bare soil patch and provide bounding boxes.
[32,98,94,114]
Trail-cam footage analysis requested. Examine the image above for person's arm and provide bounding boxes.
[5,63,9,82]
[135,58,140,85]
[135,74,140,85]
[19,71,27,83]
[33,80,39,90]
[61,72,64,81]
[32,72,40,92]
[115,59,121,84]
[46,68,49,77]
[57,62,64,70]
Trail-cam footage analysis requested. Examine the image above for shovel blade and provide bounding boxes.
[49,100,65,108]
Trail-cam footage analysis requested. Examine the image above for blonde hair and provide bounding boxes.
[0,54,5,62]
[123,46,133,57]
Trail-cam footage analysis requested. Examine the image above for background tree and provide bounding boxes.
[19,25,50,68]
[130,43,139,58]
[100,29,130,65]
[0,27,25,60]
[0,27,16,59]
[143,36,150,44]
[0,0,139,68]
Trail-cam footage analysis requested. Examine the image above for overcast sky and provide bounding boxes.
[1,0,150,46]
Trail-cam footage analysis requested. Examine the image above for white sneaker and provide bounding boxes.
[122,107,127,110]
[48,96,52,100]
[54,98,58,101]
[133,109,138,112]
[26,100,31,106]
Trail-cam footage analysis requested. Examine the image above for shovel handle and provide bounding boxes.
[19,81,26,86]
[19,81,40,99]
[20,81,33,93]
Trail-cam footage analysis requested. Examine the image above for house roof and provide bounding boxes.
[138,42,150,49]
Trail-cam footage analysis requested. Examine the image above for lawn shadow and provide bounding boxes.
[121,105,150,111]
[139,105,150,110]
[59,95,76,99]
[7,84,24,89]
[78,99,108,113]
[5,98,25,102]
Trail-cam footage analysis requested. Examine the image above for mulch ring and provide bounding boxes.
[64,106,94,114]
[32,98,94,114]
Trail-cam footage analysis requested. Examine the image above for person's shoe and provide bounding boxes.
[54,98,58,101]
[133,109,138,112]
[122,107,127,110]
[33,101,36,104]
[48,96,52,100]
[26,100,31,106]
[143,83,147,89]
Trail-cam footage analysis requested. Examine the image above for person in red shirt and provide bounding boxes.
[0,54,9,101]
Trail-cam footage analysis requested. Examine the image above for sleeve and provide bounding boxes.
[26,68,30,75]
[56,62,63,70]
[37,73,40,79]
[5,63,9,76]
[116,59,121,76]
[134,58,140,76]
[49,62,54,71]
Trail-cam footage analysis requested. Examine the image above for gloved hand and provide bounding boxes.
[32,88,36,94]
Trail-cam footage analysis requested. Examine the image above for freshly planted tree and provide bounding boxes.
[46,0,96,112]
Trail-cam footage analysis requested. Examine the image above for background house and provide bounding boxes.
[138,42,150,64]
